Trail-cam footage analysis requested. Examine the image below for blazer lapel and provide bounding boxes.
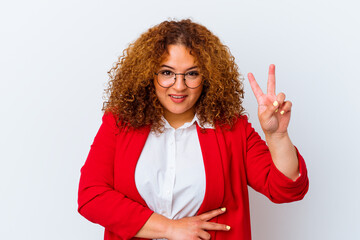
[196,125,225,214]
[114,126,151,207]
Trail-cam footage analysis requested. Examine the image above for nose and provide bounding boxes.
[172,74,187,91]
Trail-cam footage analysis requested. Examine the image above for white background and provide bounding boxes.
[1,0,359,239]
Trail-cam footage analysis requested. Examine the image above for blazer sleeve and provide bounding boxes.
[77,113,153,239]
[242,117,309,203]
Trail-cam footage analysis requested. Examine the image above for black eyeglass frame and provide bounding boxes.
[154,71,203,89]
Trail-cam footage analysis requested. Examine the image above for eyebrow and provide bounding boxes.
[160,65,198,71]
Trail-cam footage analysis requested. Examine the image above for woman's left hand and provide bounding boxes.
[248,64,292,136]
[248,64,300,181]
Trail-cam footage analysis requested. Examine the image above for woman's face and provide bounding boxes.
[154,44,203,125]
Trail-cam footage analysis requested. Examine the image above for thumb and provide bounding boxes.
[259,100,279,120]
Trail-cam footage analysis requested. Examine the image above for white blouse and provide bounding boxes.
[135,116,212,223]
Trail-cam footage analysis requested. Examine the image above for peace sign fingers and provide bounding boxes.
[247,64,292,135]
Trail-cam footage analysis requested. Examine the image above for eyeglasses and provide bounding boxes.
[154,70,202,89]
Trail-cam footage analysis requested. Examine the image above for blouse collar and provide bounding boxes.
[162,114,214,130]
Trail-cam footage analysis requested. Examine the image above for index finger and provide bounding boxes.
[248,72,264,102]
[198,208,226,221]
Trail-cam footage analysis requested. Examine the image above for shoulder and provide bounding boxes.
[215,114,251,132]
[101,111,122,135]
[102,111,151,135]
[214,115,262,146]
[102,111,117,126]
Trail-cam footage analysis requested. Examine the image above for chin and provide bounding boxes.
[164,105,194,116]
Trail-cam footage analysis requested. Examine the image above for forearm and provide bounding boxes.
[135,213,172,239]
[265,132,299,181]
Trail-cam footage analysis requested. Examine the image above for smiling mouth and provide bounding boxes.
[169,95,187,99]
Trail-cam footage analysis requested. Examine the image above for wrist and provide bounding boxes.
[136,213,174,239]
[163,218,175,239]
[265,132,294,155]
[265,131,289,143]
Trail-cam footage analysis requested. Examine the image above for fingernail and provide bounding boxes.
[221,207,226,212]
[280,110,285,115]
[275,109,278,113]
[226,225,231,230]
[273,101,279,107]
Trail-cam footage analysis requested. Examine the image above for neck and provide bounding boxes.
[164,108,195,129]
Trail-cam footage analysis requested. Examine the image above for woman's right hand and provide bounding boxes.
[165,208,230,240]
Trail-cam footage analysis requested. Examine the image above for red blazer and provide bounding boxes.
[78,113,309,240]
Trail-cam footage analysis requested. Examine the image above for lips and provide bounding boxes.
[169,94,187,103]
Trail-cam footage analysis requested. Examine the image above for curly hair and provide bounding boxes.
[103,19,245,133]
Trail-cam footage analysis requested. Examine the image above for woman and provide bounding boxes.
[78,19,309,240]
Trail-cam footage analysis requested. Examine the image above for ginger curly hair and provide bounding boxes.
[103,19,245,133]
